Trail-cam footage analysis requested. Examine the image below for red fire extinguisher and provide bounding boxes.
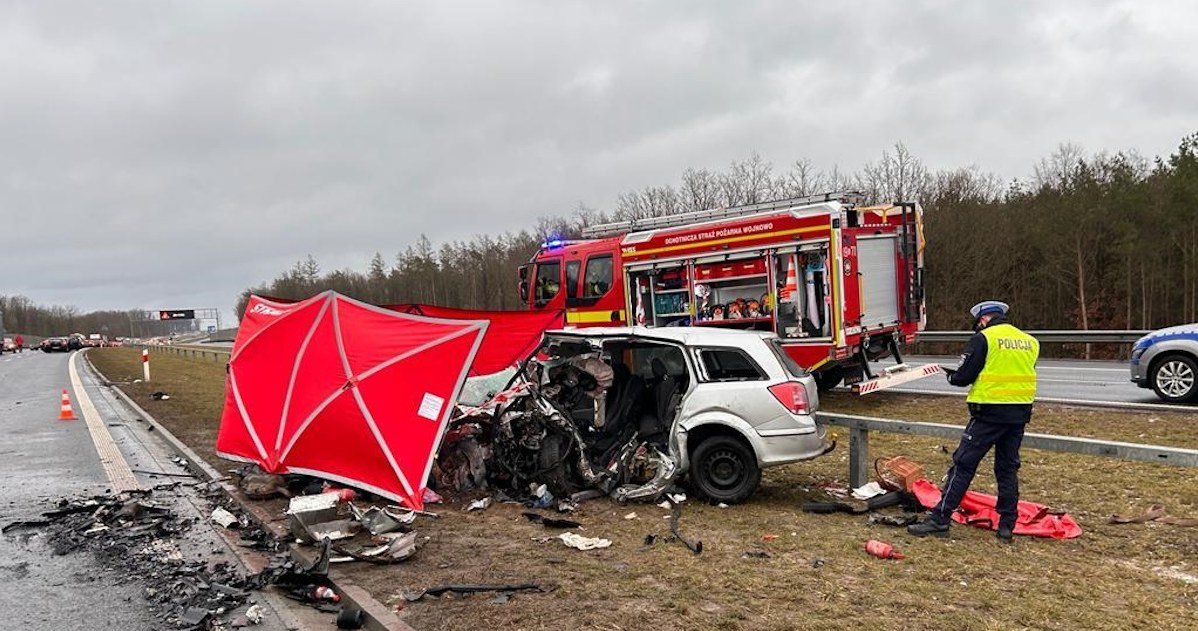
[865,539,905,560]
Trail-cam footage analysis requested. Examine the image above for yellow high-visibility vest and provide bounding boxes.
[967,323,1039,404]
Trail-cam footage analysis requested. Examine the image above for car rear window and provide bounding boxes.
[699,348,766,381]
[767,339,807,378]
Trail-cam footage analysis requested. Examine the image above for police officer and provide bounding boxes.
[908,301,1039,543]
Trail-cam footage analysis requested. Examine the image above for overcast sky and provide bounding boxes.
[3,1,1195,323]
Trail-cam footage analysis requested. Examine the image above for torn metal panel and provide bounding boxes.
[303,519,360,542]
[349,503,416,535]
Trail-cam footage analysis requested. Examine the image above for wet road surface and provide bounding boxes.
[0,350,314,629]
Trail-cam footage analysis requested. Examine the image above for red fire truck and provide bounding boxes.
[518,192,937,392]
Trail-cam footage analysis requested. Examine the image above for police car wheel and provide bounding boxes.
[1150,354,1198,403]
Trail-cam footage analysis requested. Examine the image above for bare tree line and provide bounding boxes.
[234,133,1198,337]
[6,134,1195,342]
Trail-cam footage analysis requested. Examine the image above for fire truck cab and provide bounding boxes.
[519,192,934,392]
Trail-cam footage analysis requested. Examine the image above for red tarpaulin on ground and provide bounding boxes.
[912,478,1083,539]
[215,291,487,510]
[382,303,563,375]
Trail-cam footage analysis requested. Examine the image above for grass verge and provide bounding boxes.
[89,348,1198,631]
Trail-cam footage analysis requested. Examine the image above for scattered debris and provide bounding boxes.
[852,481,889,500]
[815,481,850,498]
[523,511,582,529]
[716,503,729,509]
[212,506,240,529]
[643,534,658,546]
[868,512,919,527]
[150,391,171,400]
[422,488,444,504]
[874,456,924,492]
[240,473,291,499]
[305,519,360,542]
[403,583,556,602]
[559,532,611,550]
[334,531,422,564]
[26,492,311,629]
[336,606,366,629]
[742,550,770,559]
[623,512,638,520]
[1,519,51,533]
[666,499,702,555]
[761,534,779,542]
[811,558,826,569]
[349,504,416,535]
[466,497,492,512]
[244,604,265,625]
[287,493,342,542]
[570,490,605,503]
[1109,505,1198,527]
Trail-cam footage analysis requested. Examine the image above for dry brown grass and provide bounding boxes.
[88,348,1198,631]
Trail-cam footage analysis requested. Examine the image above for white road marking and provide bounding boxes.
[69,352,141,493]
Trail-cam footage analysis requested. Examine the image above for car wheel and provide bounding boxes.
[1150,354,1198,403]
[689,435,761,505]
[537,432,577,497]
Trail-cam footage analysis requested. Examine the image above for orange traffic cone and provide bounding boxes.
[58,388,77,421]
[779,256,798,300]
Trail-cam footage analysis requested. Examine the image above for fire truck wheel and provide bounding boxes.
[813,366,845,391]
[689,435,761,505]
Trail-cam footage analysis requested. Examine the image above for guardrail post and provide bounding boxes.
[848,427,870,488]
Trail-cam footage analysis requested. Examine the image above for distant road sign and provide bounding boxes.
[159,310,196,320]
[207,325,217,334]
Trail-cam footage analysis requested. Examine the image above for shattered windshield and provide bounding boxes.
[457,368,518,407]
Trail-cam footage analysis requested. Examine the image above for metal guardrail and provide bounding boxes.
[149,344,230,363]
[816,412,1198,488]
[918,330,1149,344]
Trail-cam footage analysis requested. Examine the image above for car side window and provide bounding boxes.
[699,348,766,381]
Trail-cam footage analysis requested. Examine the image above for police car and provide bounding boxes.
[1130,324,1198,403]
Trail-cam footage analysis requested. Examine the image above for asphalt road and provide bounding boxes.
[880,355,1169,407]
[0,350,313,630]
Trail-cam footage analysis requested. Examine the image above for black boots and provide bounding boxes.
[997,525,1014,543]
[907,518,950,537]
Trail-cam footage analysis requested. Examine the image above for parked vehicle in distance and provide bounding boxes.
[67,334,86,351]
[1,338,14,353]
[450,326,834,504]
[42,337,71,353]
[1130,324,1198,403]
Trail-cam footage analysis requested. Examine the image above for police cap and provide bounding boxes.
[970,301,1009,319]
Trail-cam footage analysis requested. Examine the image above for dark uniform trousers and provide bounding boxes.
[929,410,1027,529]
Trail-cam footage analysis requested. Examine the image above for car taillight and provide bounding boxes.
[769,381,809,415]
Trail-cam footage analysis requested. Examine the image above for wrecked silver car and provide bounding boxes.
[436,327,834,505]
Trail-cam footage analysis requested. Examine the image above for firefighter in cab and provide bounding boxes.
[908,301,1039,543]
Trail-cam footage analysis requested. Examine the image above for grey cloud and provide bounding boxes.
[2,0,1196,320]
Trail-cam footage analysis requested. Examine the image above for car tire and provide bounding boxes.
[689,434,761,505]
[1150,354,1198,403]
[537,432,576,497]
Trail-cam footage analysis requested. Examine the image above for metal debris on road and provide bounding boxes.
[465,497,492,512]
[211,506,240,529]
